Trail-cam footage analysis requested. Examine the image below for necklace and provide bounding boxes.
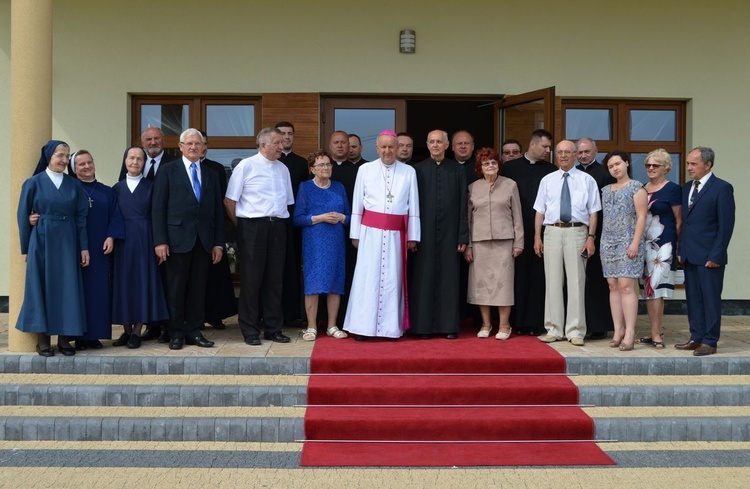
[81,182,95,208]
[381,163,396,203]
[313,178,331,189]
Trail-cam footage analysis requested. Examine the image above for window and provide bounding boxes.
[562,99,686,184]
[131,95,262,167]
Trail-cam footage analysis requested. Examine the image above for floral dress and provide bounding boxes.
[600,179,645,278]
[642,181,681,298]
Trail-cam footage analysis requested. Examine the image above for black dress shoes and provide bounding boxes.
[245,336,262,346]
[210,320,226,330]
[169,338,184,350]
[57,344,76,356]
[112,333,129,347]
[89,340,104,349]
[185,335,215,348]
[445,334,458,339]
[36,345,55,357]
[354,334,368,342]
[418,334,432,339]
[74,341,88,351]
[588,332,608,340]
[264,332,291,343]
[157,331,171,344]
[126,334,142,349]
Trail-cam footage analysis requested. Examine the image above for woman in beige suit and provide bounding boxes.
[464,147,524,340]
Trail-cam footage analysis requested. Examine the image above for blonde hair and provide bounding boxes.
[644,148,672,172]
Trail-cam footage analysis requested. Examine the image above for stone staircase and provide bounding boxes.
[0,355,748,447]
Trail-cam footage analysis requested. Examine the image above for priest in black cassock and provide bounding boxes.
[409,129,469,339]
[500,129,556,336]
[452,130,480,327]
[329,131,360,324]
[276,122,309,325]
[575,137,615,339]
[200,132,238,330]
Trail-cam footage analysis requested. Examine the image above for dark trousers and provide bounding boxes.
[684,261,725,347]
[237,217,287,339]
[511,245,546,334]
[583,247,614,333]
[164,241,211,340]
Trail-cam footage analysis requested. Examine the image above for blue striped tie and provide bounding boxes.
[190,163,201,201]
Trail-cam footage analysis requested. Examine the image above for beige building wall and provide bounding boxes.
[1,0,748,298]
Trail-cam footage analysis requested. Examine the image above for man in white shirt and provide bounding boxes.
[533,140,601,346]
[225,127,294,346]
[343,130,420,339]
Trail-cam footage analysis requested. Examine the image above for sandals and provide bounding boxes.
[619,342,635,351]
[652,340,666,349]
[326,326,348,339]
[302,328,317,341]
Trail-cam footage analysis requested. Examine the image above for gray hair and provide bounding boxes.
[257,127,282,146]
[427,130,449,143]
[576,137,597,151]
[179,128,203,142]
[691,146,715,166]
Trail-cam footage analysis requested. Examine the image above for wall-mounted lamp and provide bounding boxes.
[400,29,416,54]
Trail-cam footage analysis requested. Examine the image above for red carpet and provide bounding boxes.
[300,332,615,467]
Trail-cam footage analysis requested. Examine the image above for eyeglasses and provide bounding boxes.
[644,163,664,169]
[314,162,332,168]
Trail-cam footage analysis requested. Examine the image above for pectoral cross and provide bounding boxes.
[387,192,394,203]
[88,197,93,208]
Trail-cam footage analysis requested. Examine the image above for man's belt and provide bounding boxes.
[549,221,585,228]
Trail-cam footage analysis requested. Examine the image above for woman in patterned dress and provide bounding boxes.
[600,151,648,351]
[640,149,682,349]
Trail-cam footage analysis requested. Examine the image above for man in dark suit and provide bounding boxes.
[152,128,225,350]
[576,137,616,340]
[675,147,735,356]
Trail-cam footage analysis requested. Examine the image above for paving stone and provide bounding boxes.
[686,417,702,440]
[21,418,38,441]
[220,386,240,407]
[195,359,213,375]
[214,418,232,441]
[85,418,103,440]
[207,385,223,406]
[118,417,135,441]
[19,385,37,405]
[3,417,22,440]
[69,418,88,441]
[731,418,749,441]
[101,417,120,441]
[260,417,279,442]
[99,356,115,375]
[132,418,151,441]
[164,418,183,441]
[699,418,719,441]
[36,417,55,440]
[670,418,688,441]
[141,357,157,375]
[197,417,216,441]
[223,357,240,375]
[226,418,247,442]
[150,418,167,441]
[246,418,262,441]
[164,385,181,406]
[267,386,283,407]
[84,357,102,374]
[278,417,298,442]
[54,417,71,441]
[253,386,269,406]
[182,358,198,375]
[183,418,199,441]
[210,357,225,375]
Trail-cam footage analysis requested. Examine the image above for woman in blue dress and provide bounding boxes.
[640,149,682,349]
[67,150,125,350]
[17,140,89,356]
[600,151,648,351]
[293,150,351,341]
[111,147,169,348]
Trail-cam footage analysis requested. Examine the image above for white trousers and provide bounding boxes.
[543,225,588,340]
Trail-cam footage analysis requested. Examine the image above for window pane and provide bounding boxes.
[206,148,258,169]
[334,108,396,161]
[206,105,255,137]
[631,152,681,185]
[630,110,676,141]
[141,104,189,137]
[565,109,612,140]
